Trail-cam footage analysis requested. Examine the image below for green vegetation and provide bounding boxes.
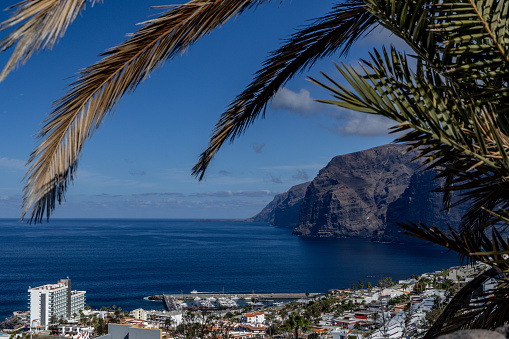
[2,0,509,335]
[310,1,509,334]
[283,313,310,339]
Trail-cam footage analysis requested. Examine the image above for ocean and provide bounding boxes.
[0,218,460,320]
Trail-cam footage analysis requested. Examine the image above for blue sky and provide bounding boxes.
[0,1,403,220]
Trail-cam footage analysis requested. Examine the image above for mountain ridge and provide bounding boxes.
[249,144,465,242]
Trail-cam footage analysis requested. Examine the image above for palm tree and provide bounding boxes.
[164,317,174,332]
[0,0,376,222]
[2,0,509,334]
[283,313,310,339]
[307,0,509,337]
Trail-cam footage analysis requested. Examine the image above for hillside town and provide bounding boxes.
[0,263,493,339]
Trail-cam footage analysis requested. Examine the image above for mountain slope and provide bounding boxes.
[250,144,465,241]
[245,182,310,228]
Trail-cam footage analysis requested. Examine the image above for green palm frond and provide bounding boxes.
[364,0,441,64]
[432,0,509,84]
[21,0,271,223]
[0,0,95,82]
[192,0,376,179]
[399,222,509,336]
[311,43,509,233]
[398,221,509,268]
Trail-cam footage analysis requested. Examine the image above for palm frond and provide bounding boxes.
[398,221,509,268]
[0,0,94,82]
[363,0,441,65]
[312,45,509,234]
[398,222,509,336]
[21,0,271,223]
[431,0,509,84]
[192,0,376,179]
[424,268,505,338]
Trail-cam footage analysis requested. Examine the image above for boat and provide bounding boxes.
[194,296,201,301]
[190,289,198,294]
[200,300,214,308]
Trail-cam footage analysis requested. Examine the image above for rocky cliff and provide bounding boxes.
[371,170,465,242]
[245,182,310,228]
[251,144,465,241]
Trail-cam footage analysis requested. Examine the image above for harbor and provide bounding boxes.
[149,292,321,311]
[151,292,320,301]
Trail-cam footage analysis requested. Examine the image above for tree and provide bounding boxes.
[49,315,58,325]
[283,313,310,339]
[3,0,509,335]
[95,318,107,336]
[164,317,174,332]
[0,0,376,222]
[366,282,372,292]
[308,0,509,336]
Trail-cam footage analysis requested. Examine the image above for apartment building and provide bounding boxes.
[28,278,86,330]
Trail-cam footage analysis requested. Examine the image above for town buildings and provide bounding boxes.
[28,278,86,330]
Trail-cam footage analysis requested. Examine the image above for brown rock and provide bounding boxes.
[294,144,419,237]
[244,182,310,228]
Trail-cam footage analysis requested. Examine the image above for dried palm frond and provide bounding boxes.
[0,0,95,81]
[21,0,271,222]
[192,0,375,179]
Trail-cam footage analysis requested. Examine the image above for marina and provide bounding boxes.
[156,292,319,301]
[157,292,320,311]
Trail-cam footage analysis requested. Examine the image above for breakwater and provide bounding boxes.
[151,292,320,301]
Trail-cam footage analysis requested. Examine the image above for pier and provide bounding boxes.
[154,292,320,302]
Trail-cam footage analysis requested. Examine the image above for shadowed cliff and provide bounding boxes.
[249,144,466,242]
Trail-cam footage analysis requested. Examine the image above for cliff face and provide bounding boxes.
[293,144,420,237]
[245,182,310,228]
[251,144,465,241]
[371,170,465,242]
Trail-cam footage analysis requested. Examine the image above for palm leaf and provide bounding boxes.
[0,0,94,82]
[398,222,509,336]
[21,0,271,222]
[424,268,507,337]
[312,44,509,234]
[432,0,509,84]
[192,0,376,179]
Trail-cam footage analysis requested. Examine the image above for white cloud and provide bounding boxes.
[271,87,323,115]
[328,108,397,136]
[190,190,274,198]
[259,163,324,171]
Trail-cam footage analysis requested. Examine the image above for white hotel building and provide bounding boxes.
[29,278,86,330]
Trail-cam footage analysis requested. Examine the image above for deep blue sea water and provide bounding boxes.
[0,218,461,320]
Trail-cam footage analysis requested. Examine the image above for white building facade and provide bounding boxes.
[29,278,86,330]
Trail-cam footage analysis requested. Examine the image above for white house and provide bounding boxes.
[241,312,265,324]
